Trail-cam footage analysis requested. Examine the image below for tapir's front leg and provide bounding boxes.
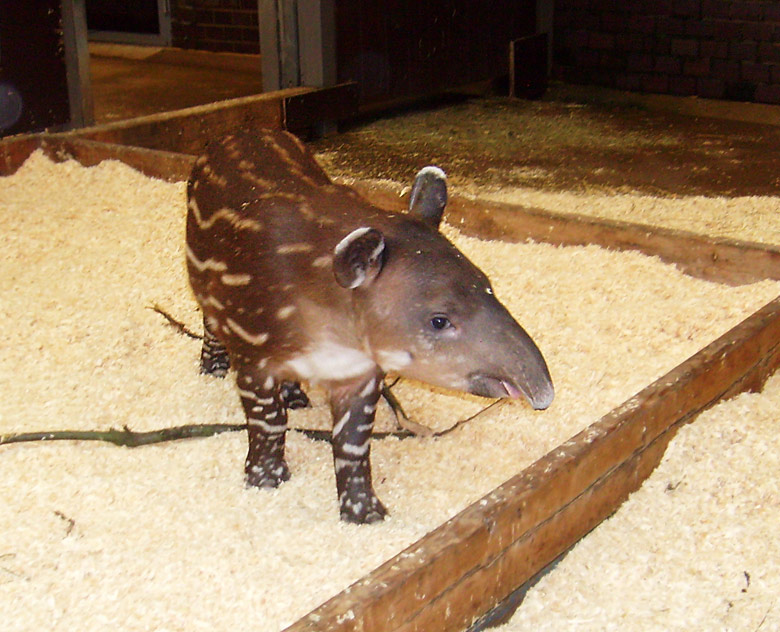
[330,370,386,524]
[236,368,291,488]
[200,315,230,377]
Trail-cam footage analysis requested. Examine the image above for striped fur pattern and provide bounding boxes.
[186,128,553,524]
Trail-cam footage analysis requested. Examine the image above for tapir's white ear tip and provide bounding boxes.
[332,226,385,289]
[417,165,447,181]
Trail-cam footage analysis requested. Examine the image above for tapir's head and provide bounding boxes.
[332,167,554,410]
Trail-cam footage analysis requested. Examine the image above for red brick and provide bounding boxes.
[730,41,758,61]
[683,57,711,76]
[700,0,731,19]
[655,55,682,74]
[589,31,616,50]
[742,21,775,42]
[669,75,698,95]
[700,39,729,59]
[685,19,714,39]
[765,4,780,21]
[711,58,742,81]
[655,15,686,36]
[730,1,763,21]
[601,12,628,33]
[671,0,701,17]
[754,83,780,105]
[615,32,646,52]
[600,52,626,69]
[640,73,670,93]
[627,52,654,72]
[697,77,726,99]
[758,42,780,63]
[741,61,771,84]
[671,37,699,57]
[771,64,780,84]
[627,14,656,34]
[711,19,743,40]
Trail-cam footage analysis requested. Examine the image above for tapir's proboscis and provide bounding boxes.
[186,129,554,523]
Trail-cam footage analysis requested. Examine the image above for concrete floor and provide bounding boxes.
[88,43,264,124]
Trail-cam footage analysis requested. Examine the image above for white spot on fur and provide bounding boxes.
[264,375,275,391]
[202,295,225,310]
[312,255,332,268]
[342,440,370,457]
[276,305,296,320]
[226,318,269,345]
[286,343,376,383]
[186,245,227,272]
[221,273,252,286]
[277,243,314,254]
[376,350,413,372]
[359,379,376,398]
[332,411,351,437]
[247,418,287,434]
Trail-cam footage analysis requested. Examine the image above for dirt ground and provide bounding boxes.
[312,84,780,198]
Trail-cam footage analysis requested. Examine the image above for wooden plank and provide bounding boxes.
[347,179,780,286]
[285,296,780,632]
[39,138,195,182]
[0,135,42,176]
[0,135,194,181]
[59,88,308,154]
[284,83,359,134]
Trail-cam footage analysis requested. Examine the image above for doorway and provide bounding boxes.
[86,0,171,46]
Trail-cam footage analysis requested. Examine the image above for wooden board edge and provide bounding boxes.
[40,137,195,182]
[0,135,45,176]
[284,82,360,134]
[55,88,313,154]
[283,295,780,632]
[346,179,780,286]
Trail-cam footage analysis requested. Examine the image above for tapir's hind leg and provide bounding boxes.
[330,370,387,524]
[200,315,230,377]
[236,369,291,488]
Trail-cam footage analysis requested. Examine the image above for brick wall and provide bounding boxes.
[170,0,260,54]
[554,0,780,104]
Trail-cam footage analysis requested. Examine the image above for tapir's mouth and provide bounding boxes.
[468,373,554,410]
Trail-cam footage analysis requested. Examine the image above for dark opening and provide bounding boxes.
[86,0,159,35]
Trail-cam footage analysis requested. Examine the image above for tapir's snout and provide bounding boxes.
[465,305,554,410]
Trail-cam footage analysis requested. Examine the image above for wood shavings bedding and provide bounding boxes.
[1,152,779,631]
[495,372,780,632]
[472,186,780,246]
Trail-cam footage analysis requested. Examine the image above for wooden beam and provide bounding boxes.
[348,179,780,286]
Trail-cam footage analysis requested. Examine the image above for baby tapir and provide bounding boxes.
[186,128,554,524]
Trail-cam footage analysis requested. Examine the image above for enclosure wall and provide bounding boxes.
[554,0,780,105]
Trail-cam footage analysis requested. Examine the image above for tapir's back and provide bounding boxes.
[185,129,389,369]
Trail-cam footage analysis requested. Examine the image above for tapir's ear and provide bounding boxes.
[409,166,447,229]
[333,227,386,289]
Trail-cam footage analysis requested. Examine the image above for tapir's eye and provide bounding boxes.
[430,315,451,330]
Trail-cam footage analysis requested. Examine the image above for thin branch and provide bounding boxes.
[147,304,202,340]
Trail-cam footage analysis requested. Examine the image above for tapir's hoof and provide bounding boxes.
[245,460,291,489]
[199,354,230,378]
[281,381,310,409]
[340,492,388,524]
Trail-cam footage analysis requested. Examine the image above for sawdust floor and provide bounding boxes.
[313,82,780,202]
